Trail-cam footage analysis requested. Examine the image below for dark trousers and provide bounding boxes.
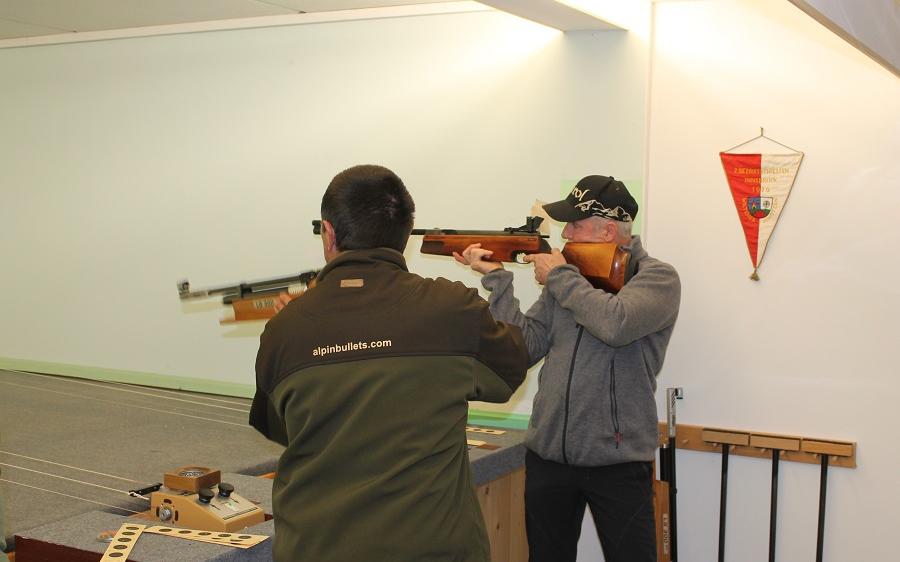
[525,449,656,562]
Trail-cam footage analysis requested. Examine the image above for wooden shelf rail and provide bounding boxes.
[657,423,856,468]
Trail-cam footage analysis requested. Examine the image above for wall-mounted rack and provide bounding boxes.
[657,422,856,468]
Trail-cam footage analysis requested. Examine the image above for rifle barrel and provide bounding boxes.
[410,216,548,237]
[411,228,548,237]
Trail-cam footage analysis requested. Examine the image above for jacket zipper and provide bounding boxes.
[610,355,622,448]
[561,325,585,464]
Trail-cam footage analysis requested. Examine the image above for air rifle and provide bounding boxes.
[177,270,318,323]
[312,217,633,293]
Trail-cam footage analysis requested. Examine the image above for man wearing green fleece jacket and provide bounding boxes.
[251,165,529,562]
[456,175,681,562]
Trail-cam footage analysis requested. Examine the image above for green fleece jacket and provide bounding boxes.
[251,248,528,562]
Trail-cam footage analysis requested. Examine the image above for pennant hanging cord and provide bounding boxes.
[723,127,802,154]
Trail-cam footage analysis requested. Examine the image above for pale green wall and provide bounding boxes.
[0,10,650,415]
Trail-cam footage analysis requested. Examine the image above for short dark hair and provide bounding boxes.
[321,165,415,253]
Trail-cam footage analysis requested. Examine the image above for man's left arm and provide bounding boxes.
[249,321,290,446]
[469,301,530,403]
[546,260,681,347]
[249,389,289,447]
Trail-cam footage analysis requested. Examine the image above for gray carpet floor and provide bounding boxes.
[0,369,284,549]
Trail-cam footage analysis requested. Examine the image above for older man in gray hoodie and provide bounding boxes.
[455,175,681,562]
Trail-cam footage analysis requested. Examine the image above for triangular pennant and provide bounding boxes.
[719,152,803,279]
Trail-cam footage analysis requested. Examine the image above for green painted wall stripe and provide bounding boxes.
[0,357,533,429]
[467,411,530,430]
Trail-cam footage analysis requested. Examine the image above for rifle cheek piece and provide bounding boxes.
[561,243,632,293]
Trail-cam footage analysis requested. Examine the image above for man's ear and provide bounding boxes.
[321,220,338,253]
[599,220,618,243]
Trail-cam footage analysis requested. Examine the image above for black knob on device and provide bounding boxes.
[218,482,234,497]
[198,487,215,504]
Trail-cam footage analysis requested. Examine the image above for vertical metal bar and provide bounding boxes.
[668,435,678,562]
[666,388,683,562]
[717,445,729,562]
[816,454,829,562]
[768,448,780,562]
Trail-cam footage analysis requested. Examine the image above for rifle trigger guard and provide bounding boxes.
[512,251,529,265]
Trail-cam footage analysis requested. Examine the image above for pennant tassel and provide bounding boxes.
[750,269,760,281]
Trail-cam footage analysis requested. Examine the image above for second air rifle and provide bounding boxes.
[177,270,318,323]
[312,217,633,293]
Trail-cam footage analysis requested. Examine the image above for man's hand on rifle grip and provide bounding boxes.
[273,292,293,315]
[523,249,566,285]
[453,243,504,275]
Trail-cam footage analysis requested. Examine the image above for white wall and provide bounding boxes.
[640,0,900,561]
[0,9,650,411]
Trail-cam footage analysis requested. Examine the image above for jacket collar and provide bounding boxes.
[317,247,409,281]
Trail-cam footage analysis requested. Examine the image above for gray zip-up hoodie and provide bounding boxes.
[482,236,680,466]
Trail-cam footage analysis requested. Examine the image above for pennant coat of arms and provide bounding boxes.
[719,146,803,280]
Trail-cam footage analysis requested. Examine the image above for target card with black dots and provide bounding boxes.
[466,426,506,435]
[145,525,269,548]
[100,523,145,561]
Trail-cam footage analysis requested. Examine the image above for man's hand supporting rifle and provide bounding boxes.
[408,216,633,292]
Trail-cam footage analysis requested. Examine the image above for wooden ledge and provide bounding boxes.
[659,422,856,468]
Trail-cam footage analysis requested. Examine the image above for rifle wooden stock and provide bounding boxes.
[221,291,304,324]
[562,242,632,293]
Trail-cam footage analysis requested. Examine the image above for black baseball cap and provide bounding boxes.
[542,175,638,223]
